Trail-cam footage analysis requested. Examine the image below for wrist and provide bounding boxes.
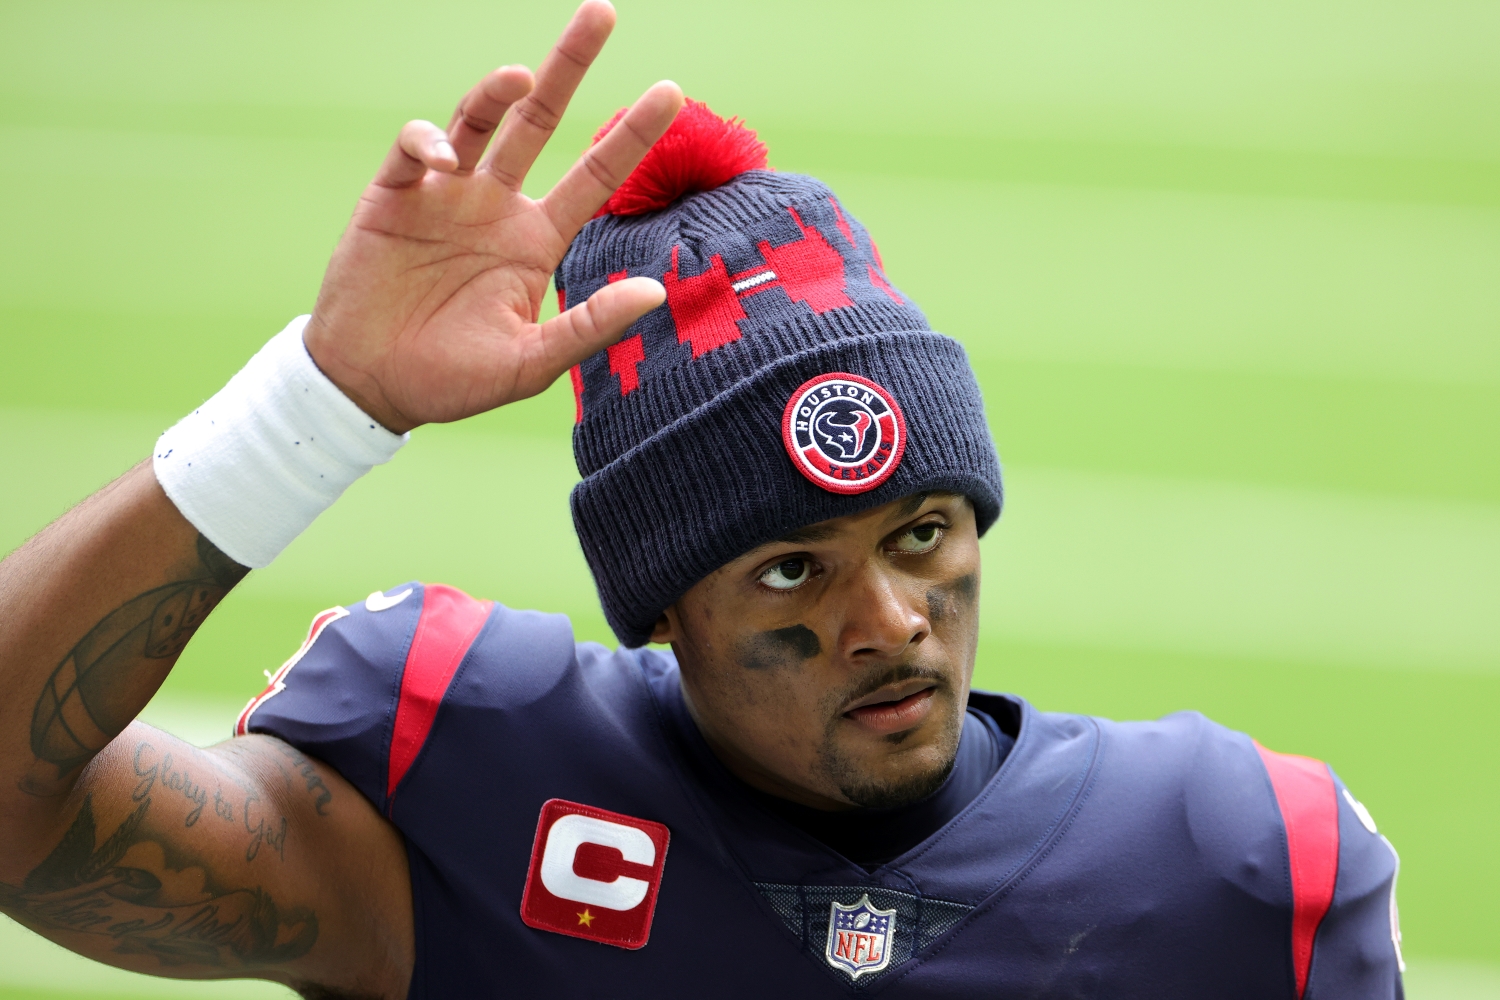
[300,314,418,435]
[153,316,409,568]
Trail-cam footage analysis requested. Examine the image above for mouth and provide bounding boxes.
[841,681,938,736]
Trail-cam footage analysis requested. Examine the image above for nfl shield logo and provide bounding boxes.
[825,894,897,979]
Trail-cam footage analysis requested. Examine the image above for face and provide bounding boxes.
[651,493,981,811]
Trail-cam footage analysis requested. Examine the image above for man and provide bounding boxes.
[0,3,1402,996]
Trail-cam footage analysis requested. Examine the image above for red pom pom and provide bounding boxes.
[593,99,768,217]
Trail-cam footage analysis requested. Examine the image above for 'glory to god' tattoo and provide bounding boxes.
[0,791,316,968]
[28,534,247,785]
[131,742,291,863]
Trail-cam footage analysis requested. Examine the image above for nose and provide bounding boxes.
[836,562,930,662]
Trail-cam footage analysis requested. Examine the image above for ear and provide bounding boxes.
[649,606,679,645]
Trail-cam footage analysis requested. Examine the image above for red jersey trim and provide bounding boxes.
[1256,742,1340,999]
[234,606,350,737]
[385,585,493,809]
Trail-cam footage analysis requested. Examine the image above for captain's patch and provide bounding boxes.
[519,799,670,950]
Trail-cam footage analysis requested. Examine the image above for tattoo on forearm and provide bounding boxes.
[275,743,335,817]
[243,792,289,863]
[0,790,316,969]
[28,534,247,786]
[133,744,208,827]
[131,741,290,863]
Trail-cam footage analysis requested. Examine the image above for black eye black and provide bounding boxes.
[911,525,937,542]
[778,559,806,580]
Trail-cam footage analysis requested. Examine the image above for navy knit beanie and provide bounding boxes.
[559,101,1003,647]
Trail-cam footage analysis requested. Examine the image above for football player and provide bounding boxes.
[0,3,1402,996]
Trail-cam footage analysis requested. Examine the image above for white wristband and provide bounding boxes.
[153,316,407,568]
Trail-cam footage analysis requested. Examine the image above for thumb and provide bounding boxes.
[540,276,666,369]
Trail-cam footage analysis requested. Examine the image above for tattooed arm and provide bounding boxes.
[0,463,412,996]
[1,4,680,993]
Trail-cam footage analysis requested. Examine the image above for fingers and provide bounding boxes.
[373,120,458,189]
[482,0,617,188]
[445,65,535,172]
[536,277,665,370]
[542,81,684,240]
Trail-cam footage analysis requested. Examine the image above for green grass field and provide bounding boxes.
[2,0,1498,995]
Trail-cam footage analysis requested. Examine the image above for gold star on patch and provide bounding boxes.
[577,909,594,927]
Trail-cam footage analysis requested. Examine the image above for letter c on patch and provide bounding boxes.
[539,813,656,911]
[520,798,670,948]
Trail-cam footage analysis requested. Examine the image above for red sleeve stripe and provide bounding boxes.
[386,585,494,808]
[234,606,350,737]
[1255,742,1340,999]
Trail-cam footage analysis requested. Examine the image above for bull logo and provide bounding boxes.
[813,408,873,462]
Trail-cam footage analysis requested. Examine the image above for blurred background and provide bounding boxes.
[1,0,1496,996]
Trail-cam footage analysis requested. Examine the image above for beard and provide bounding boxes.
[827,745,959,809]
[814,664,965,810]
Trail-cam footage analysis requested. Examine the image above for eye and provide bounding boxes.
[759,558,813,591]
[891,523,943,553]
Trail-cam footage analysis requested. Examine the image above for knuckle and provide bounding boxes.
[460,108,501,133]
[619,114,655,151]
[580,149,622,190]
[579,294,610,333]
[487,163,525,189]
[514,96,561,133]
[553,43,591,71]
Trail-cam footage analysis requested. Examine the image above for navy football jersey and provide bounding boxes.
[239,583,1404,998]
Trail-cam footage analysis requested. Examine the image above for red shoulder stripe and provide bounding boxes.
[235,606,350,736]
[1256,742,1340,999]
[386,585,493,808]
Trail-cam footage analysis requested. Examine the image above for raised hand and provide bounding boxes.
[302,1,683,433]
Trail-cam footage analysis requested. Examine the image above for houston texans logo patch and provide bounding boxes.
[782,373,906,494]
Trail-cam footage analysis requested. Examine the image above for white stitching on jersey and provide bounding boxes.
[233,605,350,737]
